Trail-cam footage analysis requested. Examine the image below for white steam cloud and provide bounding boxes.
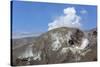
[48,7,82,30]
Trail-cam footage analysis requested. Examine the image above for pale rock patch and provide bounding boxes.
[51,33,62,51]
[80,38,89,49]
[18,44,41,61]
[60,47,69,54]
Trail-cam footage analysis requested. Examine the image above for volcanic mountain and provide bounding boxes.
[11,27,97,66]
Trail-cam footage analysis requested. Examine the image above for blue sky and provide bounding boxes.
[12,1,97,35]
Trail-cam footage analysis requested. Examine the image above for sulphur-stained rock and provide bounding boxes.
[12,27,97,66]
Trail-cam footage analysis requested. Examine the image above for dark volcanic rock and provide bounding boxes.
[12,27,97,66]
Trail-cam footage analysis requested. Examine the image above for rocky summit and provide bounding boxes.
[11,27,97,66]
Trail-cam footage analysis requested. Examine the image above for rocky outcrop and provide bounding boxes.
[11,27,97,66]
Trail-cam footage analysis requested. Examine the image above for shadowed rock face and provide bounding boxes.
[11,27,97,66]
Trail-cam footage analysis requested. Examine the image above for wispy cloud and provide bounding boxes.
[12,32,42,39]
[48,7,82,30]
[80,9,87,14]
